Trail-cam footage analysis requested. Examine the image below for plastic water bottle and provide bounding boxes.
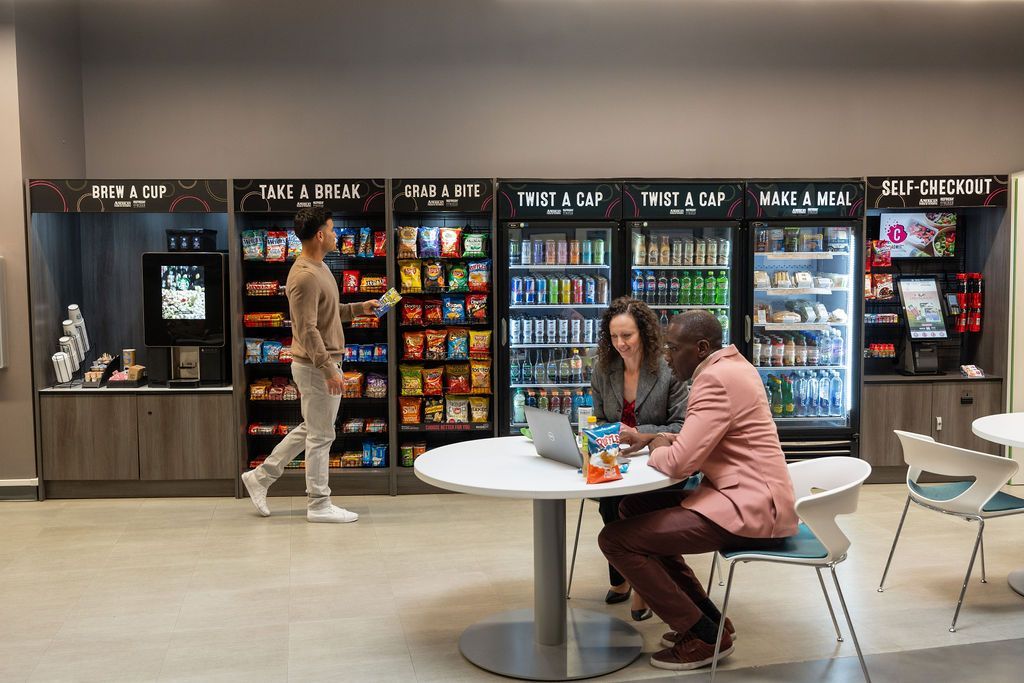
[832,330,844,366]
[795,372,808,417]
[718,313,730,346]
[817,371,831,417]
[513,389,526,424]
[570,349,583,383]
[807,372,819,417]
[830,371,844,417]
[657,273,669,305]
[817,332,831,367]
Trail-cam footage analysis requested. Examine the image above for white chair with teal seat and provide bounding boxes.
[878,430,1024,632]
[710,457,872,683]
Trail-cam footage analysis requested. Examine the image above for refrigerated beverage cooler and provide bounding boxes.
[497,181,623,435]
[622,181,745,346]
[744,180,865,458]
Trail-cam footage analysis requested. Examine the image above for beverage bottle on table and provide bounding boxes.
[680,272,692,305]
[705,271,716,305]
[513,389,526,423]
[716,271,729,305]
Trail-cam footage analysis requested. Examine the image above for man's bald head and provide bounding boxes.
[669,310,723,348]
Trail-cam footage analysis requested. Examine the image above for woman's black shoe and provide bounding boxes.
[605,587,631,604]
[631,608,653,622]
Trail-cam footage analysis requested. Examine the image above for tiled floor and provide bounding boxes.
[2,484,1024,682]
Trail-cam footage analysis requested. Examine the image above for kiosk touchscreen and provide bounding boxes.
[897,276,948,375]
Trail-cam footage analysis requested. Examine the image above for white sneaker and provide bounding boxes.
[307,505,359,524]
[241,470,271,517]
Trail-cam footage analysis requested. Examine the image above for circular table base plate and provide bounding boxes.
[1009,569,1024,597]
[459,608,643,681]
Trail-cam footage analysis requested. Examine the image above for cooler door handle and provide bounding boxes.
[501,318,508,347]
[744,315,752,343]
[936,416,943,432]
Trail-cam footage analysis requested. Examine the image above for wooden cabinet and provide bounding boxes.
[932,382,1002,455]
[860,383,933,467]
[138,394,236,480]
[41,395,140,480]
[861,378,1004,469]
[40,391,237,484]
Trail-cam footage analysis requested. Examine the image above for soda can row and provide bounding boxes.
[510,316,596,345]
[510,275,607,306]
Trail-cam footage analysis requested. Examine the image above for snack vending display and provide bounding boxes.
[745,181,864,456]
[622,181,745,344]
[236,179,391,493]
[498,181,623,435]
[391,179,496,472]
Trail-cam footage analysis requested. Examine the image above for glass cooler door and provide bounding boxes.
[749,222,858,430]
[504,221,616,435]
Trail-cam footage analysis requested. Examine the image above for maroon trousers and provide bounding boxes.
[598,489,781,634]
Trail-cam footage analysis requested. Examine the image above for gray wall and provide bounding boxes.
[78,0,1024,178]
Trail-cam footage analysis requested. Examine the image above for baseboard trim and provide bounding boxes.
[0,478,39,487]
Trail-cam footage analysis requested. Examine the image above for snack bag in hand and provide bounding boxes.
[582,422,623,484]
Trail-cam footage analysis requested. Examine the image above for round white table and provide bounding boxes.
[415,435,680,681]
[971,412,1024,597]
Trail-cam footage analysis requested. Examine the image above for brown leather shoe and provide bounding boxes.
[660,617,735,648]
[650,630,734,671]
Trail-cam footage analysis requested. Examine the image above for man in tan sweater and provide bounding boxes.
[242,208,379,523]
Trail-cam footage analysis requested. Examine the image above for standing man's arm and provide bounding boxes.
[339,300,381,323]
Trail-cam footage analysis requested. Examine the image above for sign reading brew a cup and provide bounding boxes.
[744,181,865,219]
[391,179,493,213]
[234,179,386,214]
[623,181,744,220]
[29,179,228,213]
[498,181,622,220]
[866,175,1008,209]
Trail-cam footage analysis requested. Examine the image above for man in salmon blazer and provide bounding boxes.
[601,310,798,672]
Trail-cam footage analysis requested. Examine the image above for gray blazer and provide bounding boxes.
[590,356,688,434]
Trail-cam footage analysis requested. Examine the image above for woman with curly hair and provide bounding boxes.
[590,296,688,620]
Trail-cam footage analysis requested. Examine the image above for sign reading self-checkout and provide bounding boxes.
[29,179,228,213]
[623,182,744,220]
[866,175,1008,209]
[392,179,493,213]
[233,179,386,214]
[498,182,622,220]
[745,181,865,219]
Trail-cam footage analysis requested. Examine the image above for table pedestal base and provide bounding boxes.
[1008,569,1024,597]
[459,608,643,681]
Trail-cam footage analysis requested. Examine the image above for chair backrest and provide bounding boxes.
[789,456,872,563]
[894,430,1019,516]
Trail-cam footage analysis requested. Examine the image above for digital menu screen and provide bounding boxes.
[161,265,206,320]
[897,278,948,340]
[879,212,957,258]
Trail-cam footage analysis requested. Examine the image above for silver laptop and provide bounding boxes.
[525,407,584,468]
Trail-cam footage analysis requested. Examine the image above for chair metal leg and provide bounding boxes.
[878,494,911,592]
[979,530,987,584]
[709,561,738,682]
[830,565,872,683]
[716,552,725,586]
[707,552,717,596]
[816,567,844,642]
[950,519,985,633]
[566,498,585,600]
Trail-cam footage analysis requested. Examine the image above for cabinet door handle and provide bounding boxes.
[936,416,943,432]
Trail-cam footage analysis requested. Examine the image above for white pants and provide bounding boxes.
[253,360,341,509]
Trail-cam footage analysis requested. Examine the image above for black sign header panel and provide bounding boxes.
[865,175,1008,209]
[623,182,744,220]
[498,182,622,220]
[745,181,864,219]
[233,179,385,214]
[29,180,228,213]
[391,179,493,213]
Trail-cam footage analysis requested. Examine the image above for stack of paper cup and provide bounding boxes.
[59,336,81,369]
[52,352,74,383]
[62,320,86,364]
[67,305,90,353]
